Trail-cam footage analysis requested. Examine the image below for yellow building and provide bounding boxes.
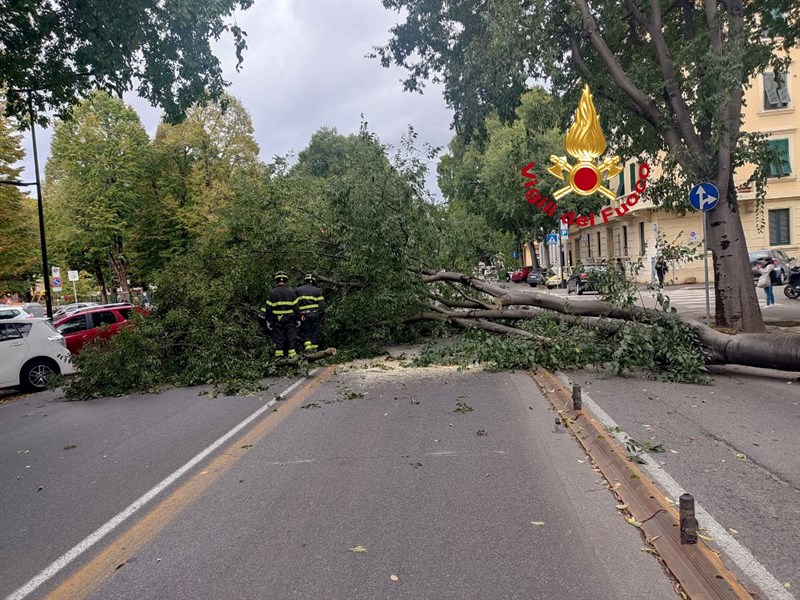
[564,47,800,286]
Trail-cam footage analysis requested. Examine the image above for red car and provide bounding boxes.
[509,266,533,283]
[54,304,145,355]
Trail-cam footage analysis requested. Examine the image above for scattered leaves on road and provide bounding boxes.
[625,517,642,528]
[349,546,367,553]
[63,444,77,450]
[735,453,747,461]
[454,400,473,414]
[476,429,487,436]
[36,486,44,492]
[728,528,739,534]
[531,521,545,526]
[390,575,399,582]
[410,462,422,468]
[301,402,321,409]
[698,534,715,542]
[616,504,629,510]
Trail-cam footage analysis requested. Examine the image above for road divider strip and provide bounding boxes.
[5,368,335,600]
[530,368,755,600]
[553,370,795,600]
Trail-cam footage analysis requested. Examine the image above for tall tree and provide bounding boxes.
[376,0,798,332]
[0,107,38,289]
[135,94,261,281]
[45,91,151,300]
[1,0,252,123]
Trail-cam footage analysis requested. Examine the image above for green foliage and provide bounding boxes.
[45,91,152,295]
[62,120,467,399]
[0,104,38,289]
[1,0,253,123]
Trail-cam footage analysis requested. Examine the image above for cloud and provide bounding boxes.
[15,0,453,198]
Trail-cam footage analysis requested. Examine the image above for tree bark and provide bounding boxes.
[275,347,337,366]
[420,271,799,371]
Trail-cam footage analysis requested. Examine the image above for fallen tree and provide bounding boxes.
[412,271,800,373]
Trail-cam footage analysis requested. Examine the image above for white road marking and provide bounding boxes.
[268,459,315,465]
[4,375,314,600]
[556,371,795,600]
[425,450,507,457]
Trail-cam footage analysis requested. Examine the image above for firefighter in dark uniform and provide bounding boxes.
[261,271,300,359]
[295,274,326,353]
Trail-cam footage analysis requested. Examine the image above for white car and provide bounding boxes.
[0,318,75,391]
[0,306,33,320]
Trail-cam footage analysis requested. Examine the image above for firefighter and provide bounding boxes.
[295,273,326,353]
[261,271,300,359]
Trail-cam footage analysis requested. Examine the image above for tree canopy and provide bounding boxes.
[0,106,38,290]
[376,0,799,332]
[1,0,253,123]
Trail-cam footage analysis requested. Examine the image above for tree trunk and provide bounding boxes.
[94,260,108,304]
[108,242,130,303]
[708,181,765,332]
[422,271,800,371]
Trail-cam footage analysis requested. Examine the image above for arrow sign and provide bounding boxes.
[689,183,720,212]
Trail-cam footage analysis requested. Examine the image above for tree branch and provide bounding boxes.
[645,0,707,156]
[574,0,686,159]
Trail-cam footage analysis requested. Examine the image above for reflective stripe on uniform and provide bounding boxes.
[266,300,297,307]
[296,295,323,312]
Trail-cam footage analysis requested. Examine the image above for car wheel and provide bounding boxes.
[21,358,59,392]
[785,286,799,299]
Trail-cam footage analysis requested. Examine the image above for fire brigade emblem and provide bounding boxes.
[548,85,623,201]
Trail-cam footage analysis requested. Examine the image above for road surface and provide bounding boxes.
[0,365,678,600]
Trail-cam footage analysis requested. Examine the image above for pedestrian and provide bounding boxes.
[294,273,327,354]
[616,258,624,277]
[261,271,300,359]
[756,259,777,307]
[655,256,668,288]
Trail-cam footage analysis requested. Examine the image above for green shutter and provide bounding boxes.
[767,139,791,176]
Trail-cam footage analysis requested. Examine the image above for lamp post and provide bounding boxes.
[1,89,53,319]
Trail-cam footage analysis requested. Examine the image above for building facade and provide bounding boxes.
[562,47,799,286]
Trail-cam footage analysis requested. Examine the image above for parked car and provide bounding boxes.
[54,304,145,355]
[0,306,33,320]
[749,250,796,284]
[52,302,101,320]
[509,266,533,283]
[0,318,74,391]
[545,267,570,289]
[526,268,548,287]
[567,265,607,295]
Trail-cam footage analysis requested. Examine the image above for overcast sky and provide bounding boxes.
[16,0,453,198]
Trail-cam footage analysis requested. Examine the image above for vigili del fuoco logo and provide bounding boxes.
[521,85,650,229]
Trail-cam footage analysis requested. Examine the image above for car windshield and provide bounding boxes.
[749,252,769,261]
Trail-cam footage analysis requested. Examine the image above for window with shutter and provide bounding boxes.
[767,139,792,177]
[768,209,791,245]
[764,72,790,109]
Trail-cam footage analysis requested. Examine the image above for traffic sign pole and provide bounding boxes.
[703,212,710,324]
[689,182,719,325]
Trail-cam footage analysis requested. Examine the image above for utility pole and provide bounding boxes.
[26,91,54,320]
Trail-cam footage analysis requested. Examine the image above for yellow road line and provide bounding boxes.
[44,367,335,600]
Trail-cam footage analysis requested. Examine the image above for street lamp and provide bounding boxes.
[0,89,53,319]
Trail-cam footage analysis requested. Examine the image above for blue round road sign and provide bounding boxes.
[689,183,719,212]
[52,277,62,287]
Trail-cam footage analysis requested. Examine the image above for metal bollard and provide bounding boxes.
[572,384,582,411]
[679,493,698,544]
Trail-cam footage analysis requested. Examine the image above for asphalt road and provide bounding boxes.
[563,365,800,597]
[0,365,678,600]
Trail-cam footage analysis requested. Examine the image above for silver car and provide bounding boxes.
[749,250,796,284]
